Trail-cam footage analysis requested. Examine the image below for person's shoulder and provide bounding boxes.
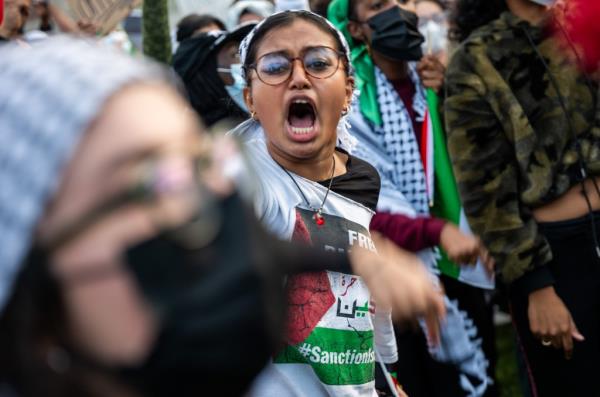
[447,21,508,91]
[348,154,380,183]
[448,36,488,76]
[448,13,513,72]
[349,153,376,170]
[336,151,381,211]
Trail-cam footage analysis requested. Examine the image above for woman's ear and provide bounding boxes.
[344,76,355,110]
[243,86,253,114]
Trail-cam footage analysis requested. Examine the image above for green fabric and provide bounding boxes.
[428,88,461,279]
[328,0,382,125]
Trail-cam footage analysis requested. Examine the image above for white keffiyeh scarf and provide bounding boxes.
[373,65,429,215]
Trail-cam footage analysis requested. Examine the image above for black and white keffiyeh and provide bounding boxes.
[373,64,429,215]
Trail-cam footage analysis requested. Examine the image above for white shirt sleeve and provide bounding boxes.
[373,307,398,364]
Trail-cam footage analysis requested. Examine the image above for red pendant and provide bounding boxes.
[314,212,325,226]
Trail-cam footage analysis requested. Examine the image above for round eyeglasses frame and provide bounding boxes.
[246,46,346,86]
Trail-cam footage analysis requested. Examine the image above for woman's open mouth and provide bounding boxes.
[285,98,319,142]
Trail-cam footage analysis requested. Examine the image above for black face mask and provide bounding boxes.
[366,6,424,62]
[27,193,279,396]
[121,193,285,396]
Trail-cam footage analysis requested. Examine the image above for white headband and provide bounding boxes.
[238,10,354,80]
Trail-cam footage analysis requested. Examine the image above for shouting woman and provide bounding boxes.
[230,10,445,397]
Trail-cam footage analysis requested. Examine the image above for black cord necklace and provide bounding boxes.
[278,155,336,227]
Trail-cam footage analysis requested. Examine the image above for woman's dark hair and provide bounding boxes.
[243,10,350,84]
[348,0,422,21]
[450,0,508,42]
[348,0,359,22]
[309,0,332,18]
[176,14,226,43]
[0,250,138,397]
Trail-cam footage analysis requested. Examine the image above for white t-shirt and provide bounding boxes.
[231,120,397,397]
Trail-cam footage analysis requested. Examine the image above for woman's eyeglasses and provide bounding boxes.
[247,46,345,86]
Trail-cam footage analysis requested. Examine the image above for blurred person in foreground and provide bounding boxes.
[446,0,600,396]
[0,35,263,397]
[175,13,225,43]
[230,10,445,396]
[173,23,255,127]
[0,36,443,397]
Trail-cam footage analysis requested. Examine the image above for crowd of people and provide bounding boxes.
[0,0,599,396]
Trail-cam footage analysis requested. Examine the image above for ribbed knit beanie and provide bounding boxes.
[0,36,166,315]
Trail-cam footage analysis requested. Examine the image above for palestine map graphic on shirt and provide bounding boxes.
[275,208,377,387]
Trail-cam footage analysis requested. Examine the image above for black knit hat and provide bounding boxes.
[173,23,256,81]
[172,23,256,127]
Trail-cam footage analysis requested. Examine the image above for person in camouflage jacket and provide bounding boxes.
[446,1,600,396]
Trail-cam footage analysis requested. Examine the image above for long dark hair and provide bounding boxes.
[0,250,138,397]
[243,10,350,85]
[0,249,70,396]
[450,0,508,42]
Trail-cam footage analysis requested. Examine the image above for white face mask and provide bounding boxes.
[528,0,557,6]
[219,63,248,112]
[419,20,448,56]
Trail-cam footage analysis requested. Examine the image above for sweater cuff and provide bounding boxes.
[426,217,446,247]
[512,265,555,296]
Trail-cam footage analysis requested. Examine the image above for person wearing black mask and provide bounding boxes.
[172,23,254,128]
[329,1,497,396]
